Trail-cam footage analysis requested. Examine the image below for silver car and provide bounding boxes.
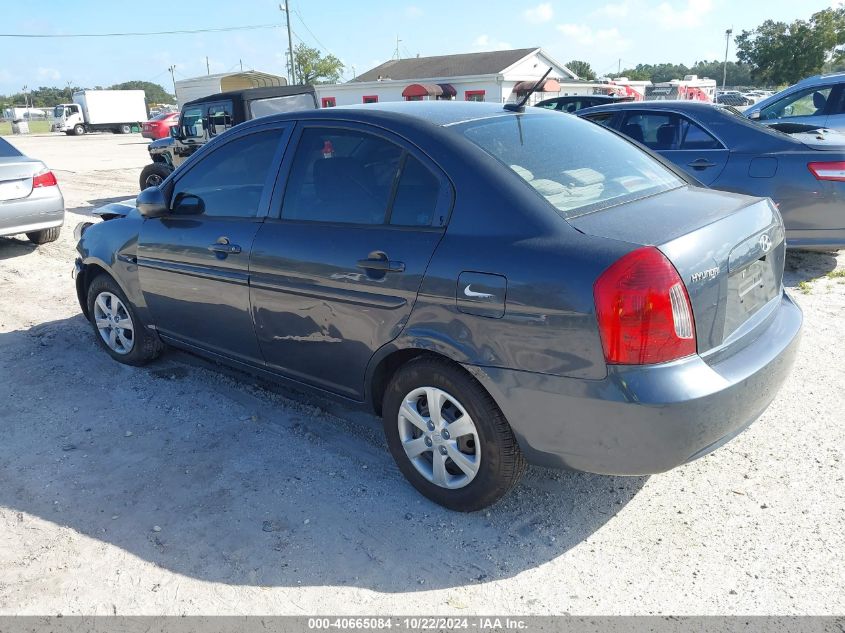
[745,72,845,131]
[0,137,64,244]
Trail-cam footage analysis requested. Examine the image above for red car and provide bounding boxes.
[141,112,179,140]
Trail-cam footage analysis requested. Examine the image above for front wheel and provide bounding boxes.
[119,124,132,134]
[139,163,173,190]
[382,357,526,511]
[73,124,85,136]
[86,274,163,366]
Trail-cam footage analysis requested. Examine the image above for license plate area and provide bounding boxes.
[724,256,778,336]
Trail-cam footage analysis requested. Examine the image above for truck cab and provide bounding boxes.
[52,103,83,135]
[140,85,317,189]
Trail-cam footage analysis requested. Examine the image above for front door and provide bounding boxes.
[249,124,452,399]
[137,124,290,364]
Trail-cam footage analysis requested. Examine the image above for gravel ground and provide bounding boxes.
[0,134,843,616]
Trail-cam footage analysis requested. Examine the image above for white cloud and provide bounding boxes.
[556,23,629,48]
[405,6,423,18]
[593,2,631,18]
[653,0,713,29]
[523,3,554,24]
[37,67,61,81]
[473,34,513,51]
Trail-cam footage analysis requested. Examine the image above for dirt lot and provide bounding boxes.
[0,133,843,616]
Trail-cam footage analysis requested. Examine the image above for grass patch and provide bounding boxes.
[0,120,53,136]
[826,269,845,279]
[798,280,812,295]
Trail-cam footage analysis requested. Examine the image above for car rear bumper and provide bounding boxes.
[0,191,65,237]
[467,291,802,475]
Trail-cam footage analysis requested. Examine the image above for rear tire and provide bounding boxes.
[73,124,85,136]
[139,163,173,190]
[86,274,163,366]
[382,357,526,511]
[26,226,61,244]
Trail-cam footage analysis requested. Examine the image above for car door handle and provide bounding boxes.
[208,241,242,254]
[688,159,717,169]
[356,258,405,272]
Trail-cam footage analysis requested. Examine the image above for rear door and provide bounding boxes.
[249,123,452,399]
[619,111,728,185]
[137,123,291,364]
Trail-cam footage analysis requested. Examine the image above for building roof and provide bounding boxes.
[351,48,539,82]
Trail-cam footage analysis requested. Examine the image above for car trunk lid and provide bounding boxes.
[0,157,44,202]
[568,186,785,354]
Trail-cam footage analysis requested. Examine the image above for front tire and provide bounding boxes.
[119,124,132,134]
[86,274,163,366]
[26,226,61,244]
[382,357,526,511]
[139,162,173,190]
[73,124,85,136]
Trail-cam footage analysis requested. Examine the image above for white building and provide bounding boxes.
[315,47,597,107]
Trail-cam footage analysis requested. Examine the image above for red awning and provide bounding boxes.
[514,78,561,93]
[402,83,443,98]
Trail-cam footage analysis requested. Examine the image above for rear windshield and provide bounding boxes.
[456,113,683,218]
[250,93,316,118]
[0,137,22,157]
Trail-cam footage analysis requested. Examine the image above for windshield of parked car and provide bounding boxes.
[53,106,64,118]
[0,137,22,157]
[457,113,684,218]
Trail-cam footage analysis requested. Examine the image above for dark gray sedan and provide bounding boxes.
[74,102,802,511]
[578,101,845,250]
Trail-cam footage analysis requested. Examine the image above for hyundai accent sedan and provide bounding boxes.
[74,102,802,511]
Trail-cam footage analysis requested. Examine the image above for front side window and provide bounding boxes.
[458,113,683,218]
[281,128,404,224]
[170,130,281,218]
[181,106,204,138]
[760,86,833,120]
[207,102,233,136]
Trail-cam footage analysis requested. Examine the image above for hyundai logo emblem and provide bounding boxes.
[759,234,772,253]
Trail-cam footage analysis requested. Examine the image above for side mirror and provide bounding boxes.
[170,125,181,139]
[136,187,169,218]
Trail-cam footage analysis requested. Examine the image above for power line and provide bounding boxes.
[0,24,279,38]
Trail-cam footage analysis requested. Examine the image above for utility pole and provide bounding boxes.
[722,28,733,91]
[618,58,621,75]
[240,59,243,71]
[279,3,297,84]
[168,65,177,97]
[394,35,402,60]
[206,56,210,75]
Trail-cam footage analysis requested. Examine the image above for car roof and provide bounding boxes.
[243,100,549,129]
[795,71,845,87]
[580,100,722,113]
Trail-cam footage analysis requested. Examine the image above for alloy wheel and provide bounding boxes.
[93,292,135,355]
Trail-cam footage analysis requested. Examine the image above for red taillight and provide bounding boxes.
[32,170,57,188]
[808,161,845,182]
[593,246,696,365]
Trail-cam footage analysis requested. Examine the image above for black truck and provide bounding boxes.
[140,85,318,190]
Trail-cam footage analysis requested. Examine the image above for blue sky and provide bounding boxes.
[0,0,840,95]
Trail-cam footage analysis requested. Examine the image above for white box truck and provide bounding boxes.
[52,90,147,135]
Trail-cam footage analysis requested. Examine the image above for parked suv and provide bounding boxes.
[140,85,318,189]
[744,72,845,131]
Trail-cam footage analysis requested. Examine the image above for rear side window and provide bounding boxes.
[583,112,616,128]
[622,113,678,150]
[458,113,683,218]
[170,130,281,218]
[282,128,403,224]
[0,137,22,157]
[250,94,316,118]
[679,118,722,150]
[389,156,439,226]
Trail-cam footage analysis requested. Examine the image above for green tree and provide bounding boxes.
[293,43,344,85]
[565,60,596,80]
[736,7,845,85]
[110,81,174,105]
